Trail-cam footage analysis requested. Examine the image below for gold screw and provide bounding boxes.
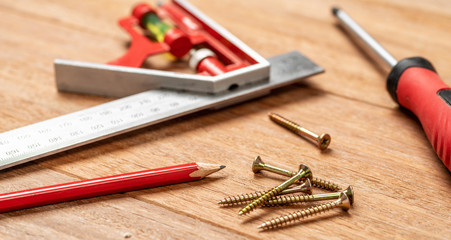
[218,179,312,206]
[268,113,331,150]
[252,156,341,191]
[238,164,312,216]
[258,192,351,230]
[265,186,354,206]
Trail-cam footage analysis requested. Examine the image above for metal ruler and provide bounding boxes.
[0,51,323,170]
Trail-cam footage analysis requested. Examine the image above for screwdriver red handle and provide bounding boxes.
[387,57,451,170]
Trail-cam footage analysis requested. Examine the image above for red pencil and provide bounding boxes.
[0,162,225,213]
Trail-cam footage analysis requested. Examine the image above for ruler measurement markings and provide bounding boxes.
[0,91,225,164]
[0,91,201,152]
[0,89,207,165]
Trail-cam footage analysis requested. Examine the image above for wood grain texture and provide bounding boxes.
[0,0,450,239]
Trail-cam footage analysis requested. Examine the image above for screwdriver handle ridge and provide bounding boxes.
[333,7,451,170]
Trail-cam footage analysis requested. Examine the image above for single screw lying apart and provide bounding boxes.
[258,192,351,230]
[268,113,331,150]
[265,186,354,206]
[218,179,312,205]
[252,156,341,191]
[238,164,312,216]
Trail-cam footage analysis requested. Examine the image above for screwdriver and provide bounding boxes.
[332,7,451,171]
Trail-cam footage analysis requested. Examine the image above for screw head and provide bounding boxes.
[298,164,313,181]
[343,186,354,205]
[317,133,331,150]
[338,192,351,211]
[281,179,313,195]
[252,156,265,173]
[303,178,313,195]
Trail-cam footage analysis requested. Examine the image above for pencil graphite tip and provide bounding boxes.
[190,162,226,178]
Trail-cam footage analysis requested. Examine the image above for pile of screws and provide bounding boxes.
[218,156,354,230]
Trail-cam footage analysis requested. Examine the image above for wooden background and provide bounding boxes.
[0,0,450,239]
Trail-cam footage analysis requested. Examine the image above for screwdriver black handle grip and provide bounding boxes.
[387,57,451,171]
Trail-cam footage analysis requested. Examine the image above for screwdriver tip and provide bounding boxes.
[332,6,341,16]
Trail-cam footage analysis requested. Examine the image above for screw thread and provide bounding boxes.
[269,113,307,137]
[239,187,282,215]
[258,200,340,230]
[311,177,342,191]
[218,191,265,205]
[264,194,316,206]
[219,182,311,206]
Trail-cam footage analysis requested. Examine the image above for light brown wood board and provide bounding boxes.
[0,0,450,239]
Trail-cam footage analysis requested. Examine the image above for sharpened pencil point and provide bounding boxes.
[191,163,226,178]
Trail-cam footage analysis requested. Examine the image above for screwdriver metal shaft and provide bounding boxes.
[332,7,397,68]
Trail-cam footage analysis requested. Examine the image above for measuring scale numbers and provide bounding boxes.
[0,90,205,166]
